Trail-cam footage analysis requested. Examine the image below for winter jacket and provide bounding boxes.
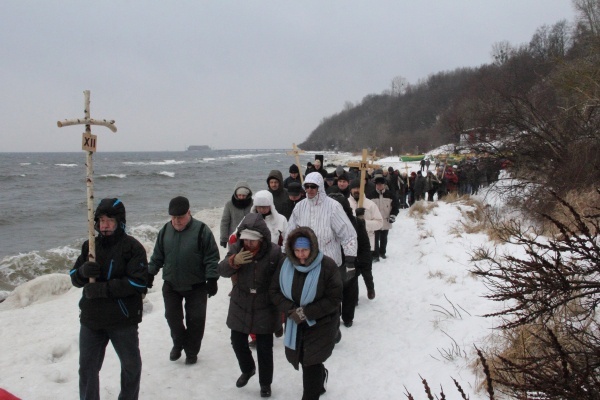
[348,195,383,248]
[369,188,399,230]
[284,172,357,266]
[270,226,342,369]
[148,218,220,292]
[267,170,293,219]
[220,181,253,244]
[219,213,285,335]
[251,190,288,246]
[70,230,148,330]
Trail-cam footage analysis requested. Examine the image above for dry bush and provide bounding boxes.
[541,187,600,236]
[408,200,439,219]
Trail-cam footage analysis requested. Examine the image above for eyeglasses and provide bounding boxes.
[304,184,318,190]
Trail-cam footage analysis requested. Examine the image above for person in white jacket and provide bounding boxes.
[284,172,357,270]
[251,190,287,246]
[347,180,383,261]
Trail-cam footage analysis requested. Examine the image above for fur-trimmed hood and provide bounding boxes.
[285,226,320,266]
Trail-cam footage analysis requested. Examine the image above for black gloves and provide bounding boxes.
[79,261,102,279]
[288,307,306,324]
[345,256,356,281]
[355,207,366,220]
[220,240,227,248]
[388,215,396,223]
[206,278,218,297]
[83,282,108,299]
[147,273,155,289]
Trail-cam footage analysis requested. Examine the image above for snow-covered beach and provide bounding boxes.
[0,166,516,399]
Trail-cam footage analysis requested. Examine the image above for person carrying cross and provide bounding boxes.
[70,198,149,400]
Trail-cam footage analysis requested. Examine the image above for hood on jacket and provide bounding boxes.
[304,172,327,204]
[234,213,272,258]
[285,226,320,266]
[267,170,284,185]
[251,190,276,210]
[233,181,252,197]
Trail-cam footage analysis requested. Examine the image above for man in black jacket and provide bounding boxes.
[70,198,148,400]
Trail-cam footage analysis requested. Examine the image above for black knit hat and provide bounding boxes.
[337,172,349,182]
[349,179,361,190]
[287,181,303,195]
[94,198,126,224]
[289,164,300,173]
[169,196,190,216]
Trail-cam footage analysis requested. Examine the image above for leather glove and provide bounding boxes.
[388,215,396,223]
[355,207,366,220]
[234,250,254,266]
[288,307,306,324]
[83,282,108,299]
[147,273,155,289]
[345,256,356,280]
[206,278,218,297]
[220,240,227,248]
[79,261,102,279]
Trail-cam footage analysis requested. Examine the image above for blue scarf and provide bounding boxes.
[279,251,323,350]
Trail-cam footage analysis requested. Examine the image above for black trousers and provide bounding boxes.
[341,275,359,323]
[162,281,207,357]
[374,229,389,257]
[301,363,326,400]
[231,330,274,385]
[79,323,141,400]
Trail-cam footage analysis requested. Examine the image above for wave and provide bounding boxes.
[123,160,186,166]
[0,246,80,289]
[158,171,175,178]
[54,163,77,167]
[98,173,127,179]
[20,163,31,166]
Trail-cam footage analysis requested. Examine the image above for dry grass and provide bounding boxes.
[408,200,439,219]
[541,187,600,236]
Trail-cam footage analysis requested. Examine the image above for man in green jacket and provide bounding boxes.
[148,196,220,365]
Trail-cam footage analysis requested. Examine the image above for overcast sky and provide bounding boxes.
[1,1,575,152]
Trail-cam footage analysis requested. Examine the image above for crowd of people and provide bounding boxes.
[68,154,503,400]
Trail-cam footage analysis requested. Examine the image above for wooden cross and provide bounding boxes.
[57,90,117,279]
[286,143,305,185]
[347,149,381,207]
[403,163,411,188]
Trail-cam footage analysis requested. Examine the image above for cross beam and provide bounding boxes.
[57,90,117,277]
[347,149,381,207]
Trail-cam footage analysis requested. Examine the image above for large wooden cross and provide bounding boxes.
[286,143,305,184]
[347,149,381,207]
[57,90,117,278]
[403,163,411,188]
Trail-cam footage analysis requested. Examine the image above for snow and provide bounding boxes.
[0,157,521,400]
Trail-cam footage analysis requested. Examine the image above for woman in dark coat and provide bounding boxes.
[270,226,343,400]
[219,213,285,398]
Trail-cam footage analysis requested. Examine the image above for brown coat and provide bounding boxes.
[218,213,285,334]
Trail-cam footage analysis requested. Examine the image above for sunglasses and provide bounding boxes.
[304,184,319,189]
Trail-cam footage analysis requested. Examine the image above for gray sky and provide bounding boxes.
[1,1,575,152]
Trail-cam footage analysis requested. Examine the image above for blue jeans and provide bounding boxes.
[79,323,141,400]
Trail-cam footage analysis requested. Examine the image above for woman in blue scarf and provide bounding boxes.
[270,226,343,400]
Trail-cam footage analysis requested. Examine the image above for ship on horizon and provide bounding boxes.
[187,145,211,151]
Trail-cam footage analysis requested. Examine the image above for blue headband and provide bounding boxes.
[294,237,310,249]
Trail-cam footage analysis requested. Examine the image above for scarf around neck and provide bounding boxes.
[279,251,323,350]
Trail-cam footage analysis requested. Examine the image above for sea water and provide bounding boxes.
[0,150,324,292]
